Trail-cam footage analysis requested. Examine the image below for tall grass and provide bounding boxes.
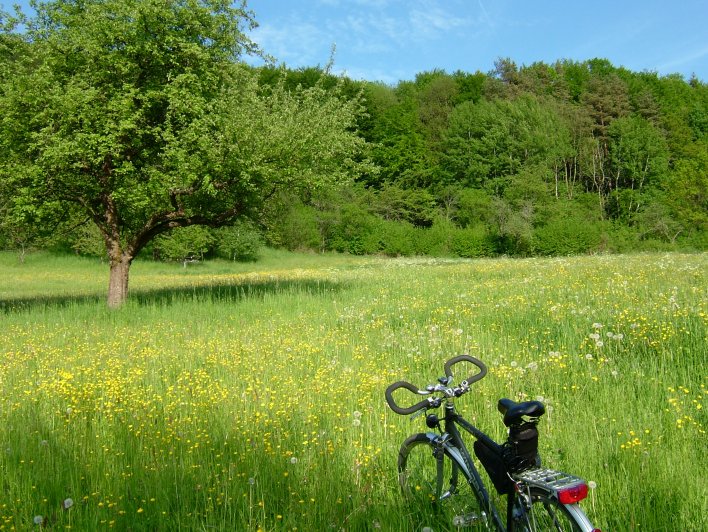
[0,251,705,530]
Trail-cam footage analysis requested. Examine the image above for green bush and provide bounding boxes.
[450,224,496,257]
[531,218,602,256]
[155,226,215,263]
[214,222,262,262]
[277,204,322,251]
[366,219,417,256]
[70,223,106,259]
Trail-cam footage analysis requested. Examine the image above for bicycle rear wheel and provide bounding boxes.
[514,488,592,531]
[398,433,487,530]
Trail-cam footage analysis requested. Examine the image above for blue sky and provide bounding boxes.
[245,0,708,84]
[4,0,706,84]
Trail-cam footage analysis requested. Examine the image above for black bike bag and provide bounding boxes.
[503,422,541,472]
[473,440,514,495]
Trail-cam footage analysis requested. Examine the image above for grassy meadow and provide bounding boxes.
[0,250,705,531]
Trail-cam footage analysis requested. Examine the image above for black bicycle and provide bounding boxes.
[385,355,600,531]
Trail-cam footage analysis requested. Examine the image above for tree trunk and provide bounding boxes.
[107,255,131,308]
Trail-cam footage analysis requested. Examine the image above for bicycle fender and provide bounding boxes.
[561,504,596,532]
[441,440,473,478]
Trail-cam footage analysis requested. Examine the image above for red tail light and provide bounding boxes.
[557,482,588,504]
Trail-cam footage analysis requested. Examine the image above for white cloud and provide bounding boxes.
[409,6,470,36]
[250,20,331,68]
[656,45,708,75]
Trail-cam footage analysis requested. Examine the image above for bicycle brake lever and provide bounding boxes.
[410,409,426,421]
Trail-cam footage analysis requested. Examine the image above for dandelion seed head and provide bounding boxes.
[248,477,256,485]
[585,353,593,360]
[33,515,44,525]
[352,410,362,419]
[63,498,74,509]
[592,323,603,329]
[510,361,518,368]
[453,514,468,526]
[352,418,361,427]
[290,457,298,464]
[588,480,597,489]
[595,341,604,347]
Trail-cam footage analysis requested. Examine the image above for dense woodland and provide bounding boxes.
[257,59,707,258]
[1,4,706,263]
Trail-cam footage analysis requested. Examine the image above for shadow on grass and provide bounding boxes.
[0,278,344,314]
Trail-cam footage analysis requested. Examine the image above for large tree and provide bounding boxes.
[0,0,368,307]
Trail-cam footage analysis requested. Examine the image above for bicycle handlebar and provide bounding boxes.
[385,381,432,415]
[444,354,487,385]
[385,355,488,416]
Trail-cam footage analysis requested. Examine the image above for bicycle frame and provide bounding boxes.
[431,399,520,531]
[387,356,599,531]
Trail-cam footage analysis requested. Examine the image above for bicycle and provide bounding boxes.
[385,355,601,531]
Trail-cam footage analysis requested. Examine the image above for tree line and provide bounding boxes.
[266,58,706,257]
[1,1,706,306]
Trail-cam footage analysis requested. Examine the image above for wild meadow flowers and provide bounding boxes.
[0,251,705,530]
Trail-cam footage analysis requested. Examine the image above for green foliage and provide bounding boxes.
[2,8,706,266]
[275,202,323,252]
[70,223,106,259]
[450,224,496,257]
[155,226,215,263]
[532,219,603,255]
[367,185,437,227]
[0,0,370,305]
[214,221,262,262]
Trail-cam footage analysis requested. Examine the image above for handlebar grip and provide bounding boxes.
[444,355,487,385]
[385,381,431,415]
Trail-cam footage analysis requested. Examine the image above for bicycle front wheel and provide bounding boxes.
[514,488,593,531]
[398,433,486,531]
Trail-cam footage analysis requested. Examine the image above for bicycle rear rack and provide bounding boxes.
[512,467,586,492]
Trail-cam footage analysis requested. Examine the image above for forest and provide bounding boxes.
[1,2,706,263]
[259,59,707,258]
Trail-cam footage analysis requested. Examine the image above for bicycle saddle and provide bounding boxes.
[497,398,545,427]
